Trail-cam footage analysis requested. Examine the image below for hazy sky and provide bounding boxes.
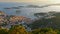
[0,0,60,4]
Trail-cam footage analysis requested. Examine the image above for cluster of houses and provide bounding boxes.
[0,11,58,31]
[0,11,32,31]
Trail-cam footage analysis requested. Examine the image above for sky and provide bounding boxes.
[0,0,60,4]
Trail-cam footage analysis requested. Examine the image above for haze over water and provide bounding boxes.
[0,2,60,19]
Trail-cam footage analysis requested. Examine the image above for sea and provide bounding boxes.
[0,2,60,19]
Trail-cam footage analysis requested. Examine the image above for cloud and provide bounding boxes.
[0,0,60,4]
[0,0,36,2]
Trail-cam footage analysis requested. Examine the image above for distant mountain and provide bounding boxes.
[26,5,40,8]
[3,3,60,9]
[38,3,60,8]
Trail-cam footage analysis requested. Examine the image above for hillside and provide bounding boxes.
[29,12,60,30]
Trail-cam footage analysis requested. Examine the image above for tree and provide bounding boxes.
[0,28,8,34]
[31,28,58,34]
[9,25,28,34]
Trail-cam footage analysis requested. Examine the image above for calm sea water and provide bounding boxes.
[0,3,60,19]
